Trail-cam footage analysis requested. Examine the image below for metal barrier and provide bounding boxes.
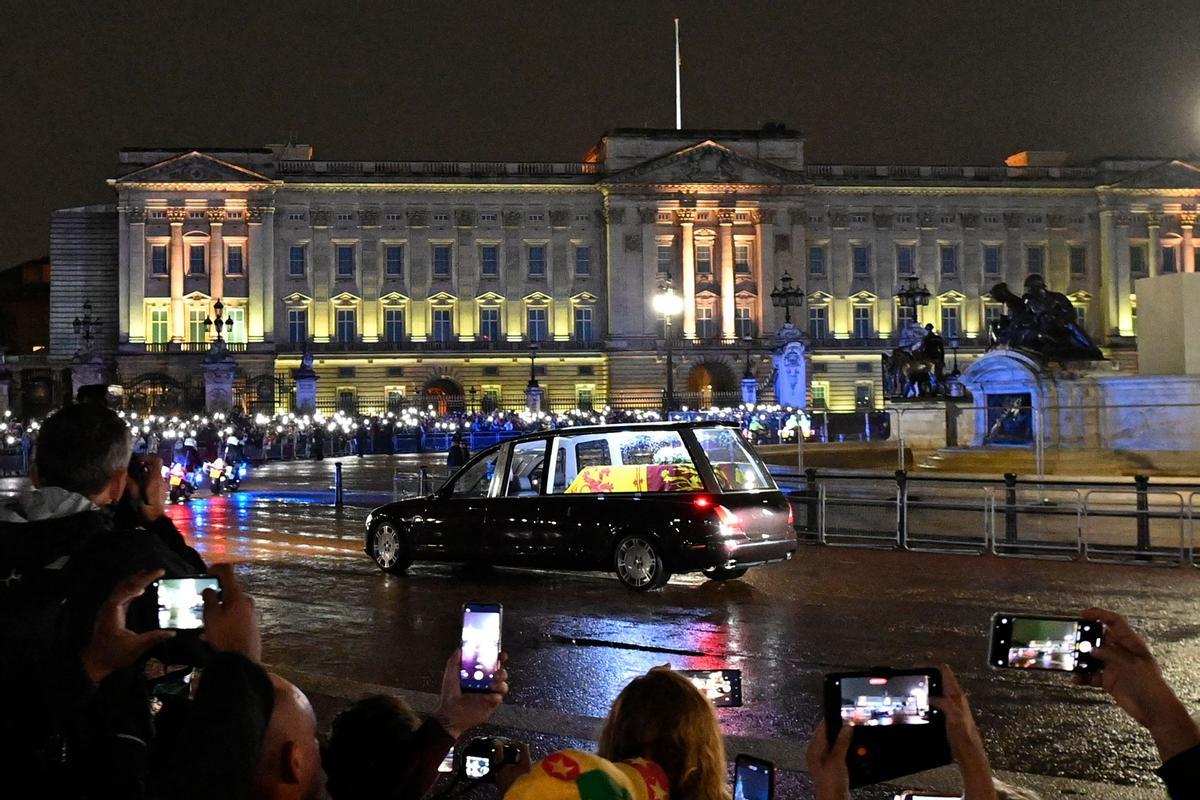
[392,466,449,500]
[1082,489,1188,567]
[990,485,1083,560]
[902,481,990,554]
[819,477,902,549]
[1190,493,1200,568]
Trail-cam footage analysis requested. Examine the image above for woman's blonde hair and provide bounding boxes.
[598,668,730,800]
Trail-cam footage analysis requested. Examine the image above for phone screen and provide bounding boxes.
[836,673,934,727]
[733,755,774,800]
[990,614,1102,672]
[155,576,220,630]
[679,669,742,707]
[460,603,502,693]
[463,755,491,780]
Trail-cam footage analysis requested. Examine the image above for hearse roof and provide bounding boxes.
[506,419,740,443]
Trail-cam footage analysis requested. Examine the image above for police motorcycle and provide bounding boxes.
[206,435,247,496]
[165,461,198,504]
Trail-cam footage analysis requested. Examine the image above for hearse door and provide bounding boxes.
[484,439,551,566]
[430,445,502,561]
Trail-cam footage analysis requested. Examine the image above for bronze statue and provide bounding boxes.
[882,321,947,399]
[988,274,1103,361]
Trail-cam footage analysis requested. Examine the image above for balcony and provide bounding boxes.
[135,342,249,354]
[274,339,601,355]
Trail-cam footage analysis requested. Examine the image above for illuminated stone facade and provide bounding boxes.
[49,128,1200,411]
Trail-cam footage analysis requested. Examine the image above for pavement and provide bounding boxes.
[138,454,1200,799]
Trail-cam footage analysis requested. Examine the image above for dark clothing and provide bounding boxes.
[446,443,471,470]
[326,715,456,800]
[393,718,457,800]
[1158,743,1200,800]
[0,487,206,798]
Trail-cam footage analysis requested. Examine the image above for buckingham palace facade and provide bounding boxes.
[46,126,1200,413]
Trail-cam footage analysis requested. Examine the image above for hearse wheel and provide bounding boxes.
[614,535,671,590]
[704,566,749,582]
[371,521,412,574]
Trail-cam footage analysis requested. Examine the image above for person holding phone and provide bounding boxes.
[806,666,997,800]
[1074,608,1199,799]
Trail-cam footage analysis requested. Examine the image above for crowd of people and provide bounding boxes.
[0,401,1195,799]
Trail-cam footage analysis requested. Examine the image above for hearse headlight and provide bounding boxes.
[365,511,374,529]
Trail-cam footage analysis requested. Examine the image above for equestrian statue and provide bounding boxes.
[987,274,1104,362]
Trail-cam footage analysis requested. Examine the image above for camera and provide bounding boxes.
[459,735,523,783]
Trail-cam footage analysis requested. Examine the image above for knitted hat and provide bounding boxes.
[502,750,669,800]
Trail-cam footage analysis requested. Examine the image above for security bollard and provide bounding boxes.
[334,462,344,508]
[419,466,430,496]
[1004,473,1018,543]
[895,469,907,547]
[1135,474,1150,552]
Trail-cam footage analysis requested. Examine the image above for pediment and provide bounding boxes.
[476,291,506,303]
[571,291,599,303]
[1109,160,1200,190]
[523,291,552,304]
[428,291,457,305]
[282,292,313,304]
[116,152,272,185]
[601,140,804,186]
[183,291,211,303]
[380,292,410,303]
[939,290,968,302]
[331,292,360,305]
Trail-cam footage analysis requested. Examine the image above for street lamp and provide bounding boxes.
[653,278,685,413]
[526,344,540,389]
[894,275,932,312]
[770,271,804,326]
[204,298,235,344]
[72,299,101,356]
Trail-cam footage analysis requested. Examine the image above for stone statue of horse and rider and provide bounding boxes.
[882,322,947,399]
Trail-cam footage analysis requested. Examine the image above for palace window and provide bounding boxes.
[336,308,357,342]
[1069,245,1086,277]
[188,309,207,343]
[226,307,246,344]
[433,245,452,277]
[852,306,873,339]
[808,306,828,339]
[432,308,453,342]
[226,245,244,275]
[336,212,353,222]
[574,306,593,342]
[895,214,912,224]
[1075,305,1087,328]
[189,244,206,275]
[527,307,548,342]
[576,384,595,411]
[1130,245,1147,275]
[480,245,499,277]
[151,245,168,276]
[432,212,449,222]
[287,211,305,221]
[385,212,403,222]
[939,245,957,276]
[149,308,168,344]
[851,213,869,224]
[384,308,405,343]
[941,306,960,339]
[1026,245,1045,274]
[188,210,204,220]
[575,213,590,222]
[479,307,501,342]
[696,244,713,275]
[984,303,1003,335]
[149,209,167,219]
[696,305,715,339]
[385,245,405,276]
[852,244,870,276]
[734,244,752,274]
[983,214,1000,225]
[528,245,546,277]
[574,246,591,275]
[811,381,830,409]
[479,212,497,222]
[336,244,355,277]
[896,244,915,276]
[808,245,826,276]
[1163,245,1179,273]
[657,244,674,274]
[984,245,1002,276]
[289,245,306,276]
[734,307,755,338]
[528,213,544,222]
[287,309,307,344]
[897,303,917,330]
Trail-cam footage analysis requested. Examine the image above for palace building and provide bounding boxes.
[44,125,1200,414]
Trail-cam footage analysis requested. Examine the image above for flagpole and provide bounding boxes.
[674,18,682,130]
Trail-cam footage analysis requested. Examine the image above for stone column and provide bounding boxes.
[168,209,186,341]
[260,207,275,340]
[247,207,266,342]
[1099,209,1118,334]
[1146,213,1162,277]
[755,209,775,338]
[678,209,697,338]
[1115,214,1134,335]
[208,209,225,303]
[1181,212,1196,273]
[717,208,736,340]
[128,208,147,343]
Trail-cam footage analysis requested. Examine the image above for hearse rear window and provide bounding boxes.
[548,430,702,494]
[692,427,771,491]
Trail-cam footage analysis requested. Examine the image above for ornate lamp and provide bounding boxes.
[204,298,235,343]
[770,271,804,325]
[653,278,684,412]
[895,275,932,310]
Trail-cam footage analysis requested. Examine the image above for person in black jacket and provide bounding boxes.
[0,403,206,797]
[1076,607,1199,800]
[446,433,471,470]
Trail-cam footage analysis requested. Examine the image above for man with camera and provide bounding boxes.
[0,403,206,795]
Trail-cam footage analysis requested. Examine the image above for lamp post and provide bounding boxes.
[894,275,932,316]
[72,299,101,356]
[526,345,539,389]
[525,344,543,412]
[203,298,235,344]
[769,270,804,327]
[653,278,684,413]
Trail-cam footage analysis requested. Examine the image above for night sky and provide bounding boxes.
[4,0,1199,267]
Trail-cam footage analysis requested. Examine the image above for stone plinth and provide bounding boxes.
[204,358,237,412]
[772,335,807,409]
[294,371,317,414]
[1135,273,1200,375]
[70,354,111,401]
[525,385,544,413]
[891,400,967,449]
[740,377,758,406]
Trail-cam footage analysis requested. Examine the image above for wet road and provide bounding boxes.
[166,456,1199,799]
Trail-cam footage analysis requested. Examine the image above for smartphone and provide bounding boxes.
[894,794,962,799]
[679,669,742,707]
[437,747,455,774]
[463,753,491,780]
[154,575,220,631]
[460,603,503,693]
[733,754,774,800]
[827,669,938,729]
[989,613,1103,673]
